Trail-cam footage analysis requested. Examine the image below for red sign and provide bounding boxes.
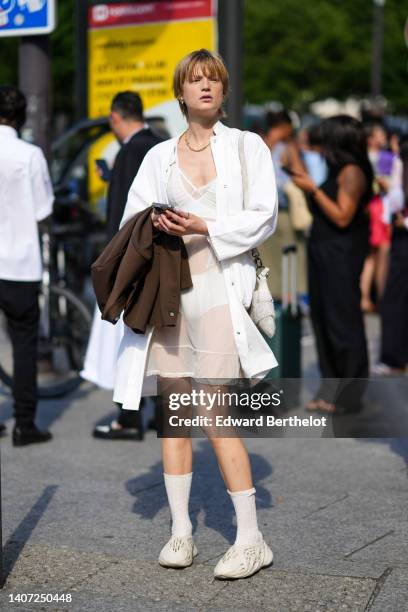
[89,1,214,29]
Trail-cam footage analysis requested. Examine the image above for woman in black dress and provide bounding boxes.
[380,135,408,372]
[289,115,373,413]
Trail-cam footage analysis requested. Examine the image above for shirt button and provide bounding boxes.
[169,311,175,317]
[236,331,241,335]
[231,281,235,286]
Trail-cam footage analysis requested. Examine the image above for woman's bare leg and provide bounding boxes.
[196,382,262,549]
[360,250,376,311]
[160,377,193,474]
[211,437,253,491]
[375,243,390,299]
[161,437,193,474]
[158,377,195,549]
[195,383,254,491]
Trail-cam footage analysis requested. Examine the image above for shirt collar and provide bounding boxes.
[122,123,149,144]
[0,125,18,139]
[212,120,225,135]
[175,119,225,141]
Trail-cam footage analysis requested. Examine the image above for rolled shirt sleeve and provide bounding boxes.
[206,132,278,261]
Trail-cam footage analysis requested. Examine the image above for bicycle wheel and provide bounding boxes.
[0,285,92,399]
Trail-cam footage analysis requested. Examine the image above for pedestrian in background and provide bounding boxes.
[289,115,373,414]
[81,91,163,440]
[263,110,294,209]
[105,92,164,242]
[0,86,54,446]
[301,122,328,188]
[377,135,408,374]
[360,122,392,312]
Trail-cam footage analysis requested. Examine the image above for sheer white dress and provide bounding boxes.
[145,151,244,384]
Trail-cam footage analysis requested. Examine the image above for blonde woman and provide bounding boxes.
[114,49,278,579]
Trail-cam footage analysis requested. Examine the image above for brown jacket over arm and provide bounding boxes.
[91,206,192,333]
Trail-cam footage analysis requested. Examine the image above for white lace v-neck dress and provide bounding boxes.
[145,155,243,383]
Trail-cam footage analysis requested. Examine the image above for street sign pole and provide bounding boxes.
[218,0,243,129]
[74,0,88,121]
[19,35,51,158]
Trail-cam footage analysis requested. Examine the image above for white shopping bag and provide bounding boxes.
[80,306,124,390]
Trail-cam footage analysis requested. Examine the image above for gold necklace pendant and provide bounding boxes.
[184,131,211,152]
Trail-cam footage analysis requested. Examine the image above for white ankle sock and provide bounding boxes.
[163,472,193,537]
[228,487,261,546]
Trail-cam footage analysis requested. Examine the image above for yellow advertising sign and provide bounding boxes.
[87,1,217,206]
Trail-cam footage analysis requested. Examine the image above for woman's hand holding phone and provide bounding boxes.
[151,205,208,236]
[151,203,174,229]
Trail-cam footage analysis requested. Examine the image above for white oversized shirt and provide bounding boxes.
[112,120,279,410]
[0,126,54,281]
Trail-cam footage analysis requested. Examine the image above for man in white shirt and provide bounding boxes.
[0,86,54,446]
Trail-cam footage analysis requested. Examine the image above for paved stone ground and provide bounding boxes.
[0,314,407,611]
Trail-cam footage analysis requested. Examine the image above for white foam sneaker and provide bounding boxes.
[214,532,273,579]
[158,535,198,568]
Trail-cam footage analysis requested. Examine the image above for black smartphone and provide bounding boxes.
[153,202,175,214]
[95,159,111,182]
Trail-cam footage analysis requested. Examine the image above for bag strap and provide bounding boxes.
[238,131,264,271]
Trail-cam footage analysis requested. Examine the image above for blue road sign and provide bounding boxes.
[0,0,55,37]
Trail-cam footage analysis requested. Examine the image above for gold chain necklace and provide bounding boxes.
[184,130,211,152]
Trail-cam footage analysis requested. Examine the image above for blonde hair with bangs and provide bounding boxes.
[173,49,229,119]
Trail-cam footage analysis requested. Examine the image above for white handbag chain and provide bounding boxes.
[238,131,267,273]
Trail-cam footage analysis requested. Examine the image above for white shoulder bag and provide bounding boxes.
[238,132,276,338]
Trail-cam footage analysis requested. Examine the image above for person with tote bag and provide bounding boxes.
[114,49,279,579]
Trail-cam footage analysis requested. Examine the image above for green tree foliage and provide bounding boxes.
[244,0,408,112]
[0,1,406,116]
[0,37,19,86]
[51,0,74,115]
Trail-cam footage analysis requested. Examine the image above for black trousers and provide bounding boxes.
[308,238,369,406]
[117,403,143,428]
[0,279,40,426]
[380,231,408,368]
